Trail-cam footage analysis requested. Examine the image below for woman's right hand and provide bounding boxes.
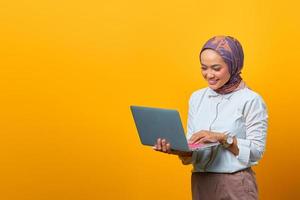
[153,138,192,157]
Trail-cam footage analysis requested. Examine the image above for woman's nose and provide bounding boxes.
[207,72,215,79]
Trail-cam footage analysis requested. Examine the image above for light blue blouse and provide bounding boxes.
[180,87,268,173]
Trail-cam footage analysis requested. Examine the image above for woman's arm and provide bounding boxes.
[237,96,268,163]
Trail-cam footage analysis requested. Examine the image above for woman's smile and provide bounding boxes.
[208,79,219,85]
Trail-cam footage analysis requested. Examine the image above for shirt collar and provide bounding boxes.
[207,87,236,100]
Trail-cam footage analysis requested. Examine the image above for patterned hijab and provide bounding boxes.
[200,36,245,94]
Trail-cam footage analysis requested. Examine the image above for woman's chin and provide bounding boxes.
[208,84,221,90]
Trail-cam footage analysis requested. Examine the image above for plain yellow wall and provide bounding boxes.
[1,0,300,199]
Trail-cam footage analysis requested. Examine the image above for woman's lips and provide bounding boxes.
[208,79,218,85]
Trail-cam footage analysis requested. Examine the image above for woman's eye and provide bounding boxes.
[201,67,207,70]
[213,68,221,71]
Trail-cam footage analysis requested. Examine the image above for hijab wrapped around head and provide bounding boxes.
[200,36,245,94]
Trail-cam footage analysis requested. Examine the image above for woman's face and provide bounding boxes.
[200,49,231,90]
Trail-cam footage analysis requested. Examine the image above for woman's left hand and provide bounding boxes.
[189,130,224,144]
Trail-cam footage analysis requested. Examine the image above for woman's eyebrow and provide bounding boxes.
[201,63,221,68]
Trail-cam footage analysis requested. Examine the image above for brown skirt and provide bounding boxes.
[191,168,258,200]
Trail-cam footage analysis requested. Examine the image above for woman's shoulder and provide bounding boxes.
[239,87,265,101]
[238,87,267,109]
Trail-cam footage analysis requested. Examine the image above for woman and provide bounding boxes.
[153,36,268,200]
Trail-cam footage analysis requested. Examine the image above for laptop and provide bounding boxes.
[130,105,219,152]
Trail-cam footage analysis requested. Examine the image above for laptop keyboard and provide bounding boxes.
[188,142,220,150]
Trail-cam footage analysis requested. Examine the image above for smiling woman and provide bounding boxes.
[200,49,231,91]
[153,36,268,200]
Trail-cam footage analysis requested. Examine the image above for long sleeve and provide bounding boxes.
[236,96,268,164]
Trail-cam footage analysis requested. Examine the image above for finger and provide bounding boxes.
[162,139,167,152]
[189,133,205,143]
[198,137,216,144]
[189,135,195,143]
[193,130,206,136]
[189,133,200,141]
[153,144,157,150]
[190,136,204,144]
[206,138,218,143]
[157,138,162,150]
[166,142,171,153]
[189,135,197,143]
[197,138,207,144]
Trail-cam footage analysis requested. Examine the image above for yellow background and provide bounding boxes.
[0,0,299,199]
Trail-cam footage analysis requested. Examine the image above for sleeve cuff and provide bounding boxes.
[236,138,251,164]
